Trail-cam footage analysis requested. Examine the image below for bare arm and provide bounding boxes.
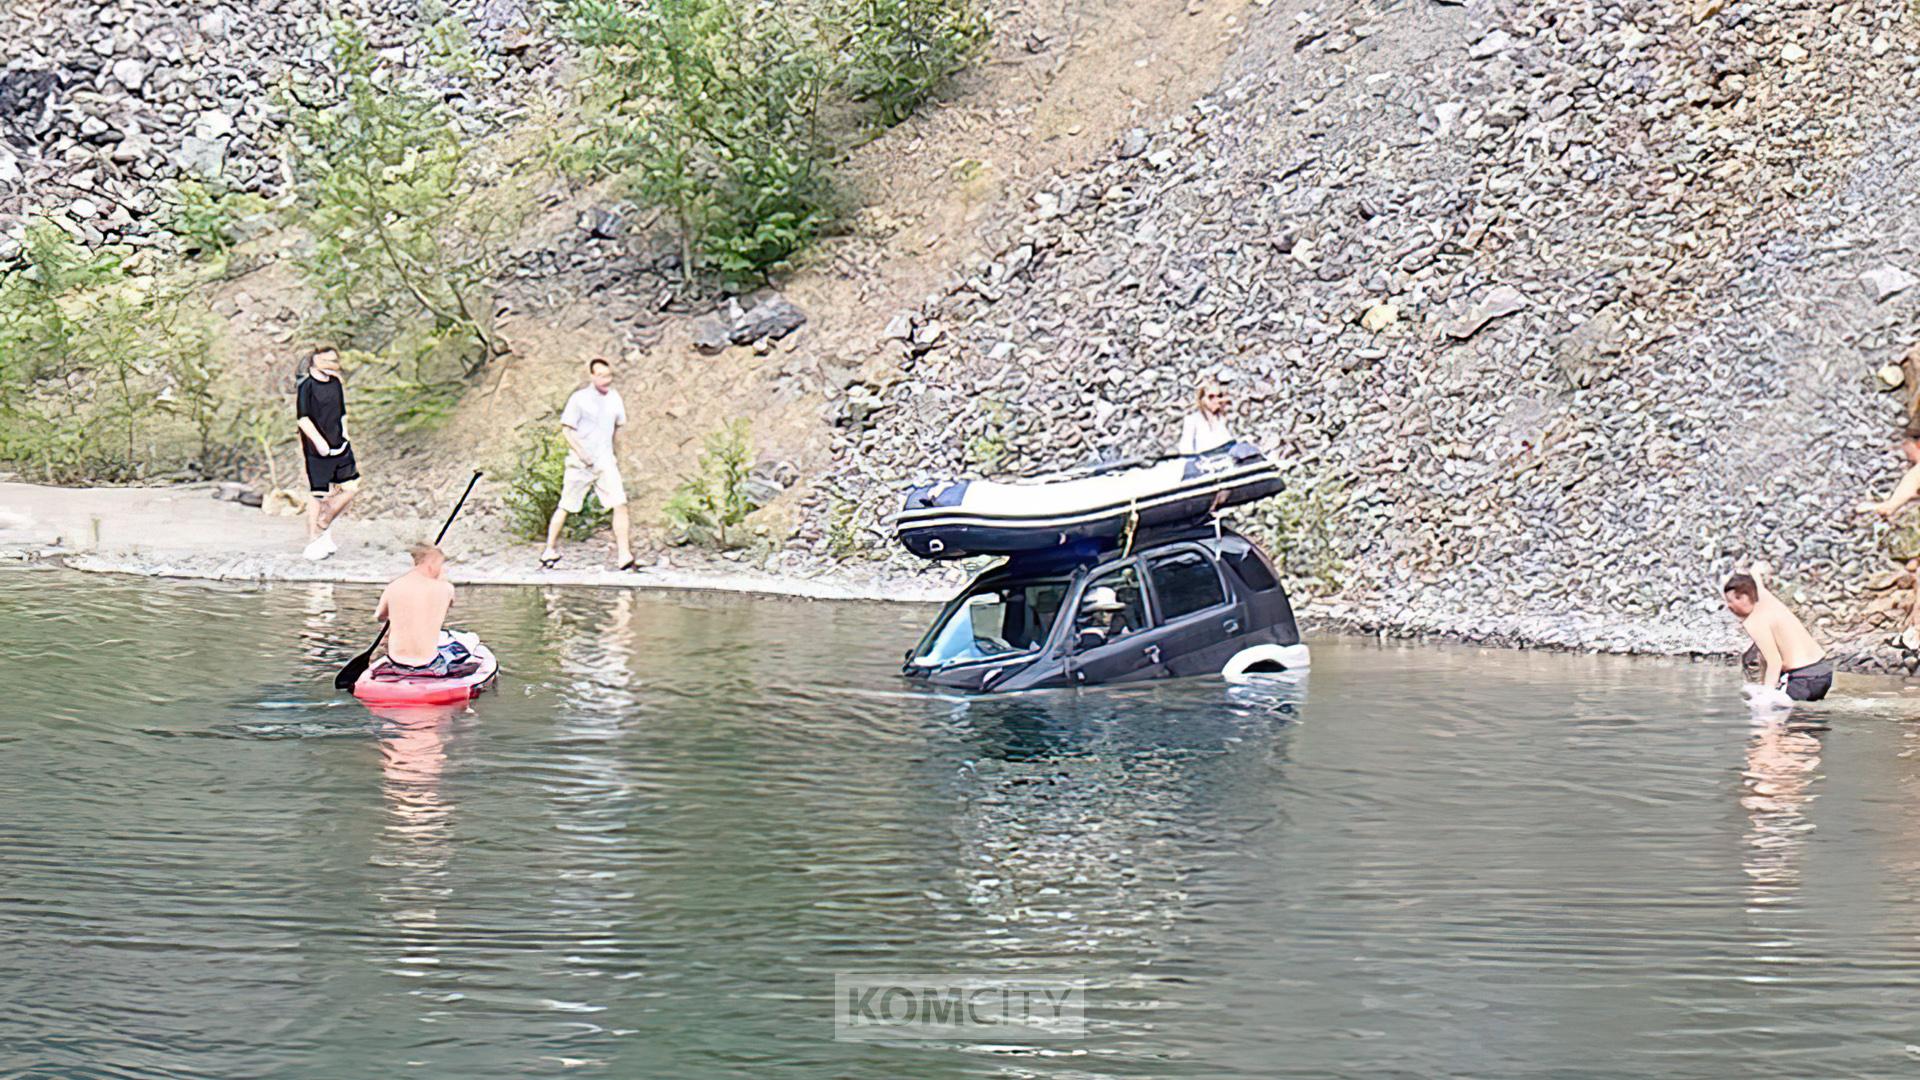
[375,590,391,625]
[297,417,332,456]
[561,423,593,466]
[1860,462,1920,516]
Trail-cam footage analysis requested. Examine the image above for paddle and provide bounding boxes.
[333,470,483,690]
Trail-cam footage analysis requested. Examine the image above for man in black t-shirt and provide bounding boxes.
[295,347,361,560]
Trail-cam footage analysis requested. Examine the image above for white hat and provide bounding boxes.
[1082,586,1126,612]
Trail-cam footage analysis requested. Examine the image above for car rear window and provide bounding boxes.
[1148,550,1226,620]
[1218,536,1279,591]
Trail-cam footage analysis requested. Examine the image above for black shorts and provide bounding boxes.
[305,444,360,495]
[1783,659,1832,702]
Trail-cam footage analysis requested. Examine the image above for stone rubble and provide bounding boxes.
[798,0,1920,670]
[0,0,559,257]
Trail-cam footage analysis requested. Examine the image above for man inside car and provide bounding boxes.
[1076,587,1134,649]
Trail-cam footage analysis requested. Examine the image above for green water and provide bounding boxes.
[4,566,1920,1078]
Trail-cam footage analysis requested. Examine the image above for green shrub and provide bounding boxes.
[664,418,755,546]
[420,0,483,79]
[572,0,838,287]
[345,323,482,436]
[964,397,1008,472]
[159,181,270,258]
[825,496,863,559]
[504,426,613,540]
[567,0,985,286]
[1243,472,1348,593]
[839,0,988,127]
[288,22,505,367]
[0,223,231,481]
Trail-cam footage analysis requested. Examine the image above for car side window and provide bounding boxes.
[1148,549,1227,620]
[1071,565,1148,651]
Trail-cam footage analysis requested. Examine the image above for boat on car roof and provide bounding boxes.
[893,444,1308,692]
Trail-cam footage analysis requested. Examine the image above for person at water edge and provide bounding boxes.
[1075,587,1134,648]
[1177,378,1234,456]
[1724,573,1831,701]
[296,347,359,561]
[1854,418,1920,639]
[540,358,636,570]
[374,543,467,674]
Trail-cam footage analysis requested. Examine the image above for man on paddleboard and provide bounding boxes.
[1724,573,1830,702]
[375,543,467,675]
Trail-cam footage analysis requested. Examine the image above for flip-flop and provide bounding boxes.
[617,558,640,572]
[538,554,560,569]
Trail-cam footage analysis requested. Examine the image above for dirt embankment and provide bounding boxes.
[142,0,1257,541]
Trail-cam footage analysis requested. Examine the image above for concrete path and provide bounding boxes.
[0,481,953,603]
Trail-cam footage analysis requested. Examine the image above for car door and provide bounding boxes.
[1061,560,1171,686]
[1141,545,1242,677]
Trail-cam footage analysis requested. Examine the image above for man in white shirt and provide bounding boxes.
[540,357,636,569]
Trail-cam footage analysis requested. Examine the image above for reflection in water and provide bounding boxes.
[939,681,1309,1042]
[1740,720,1821,911]
[374,705,461,936]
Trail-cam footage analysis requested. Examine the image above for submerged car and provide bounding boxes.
[903,525,1309,692]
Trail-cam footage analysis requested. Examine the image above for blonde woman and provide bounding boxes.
[1177,379,1234,456]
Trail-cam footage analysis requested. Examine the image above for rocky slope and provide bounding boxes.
[805,0,1920,666]
[0,0,552,252]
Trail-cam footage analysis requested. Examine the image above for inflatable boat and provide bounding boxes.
[894,442,1284,561]
[353,632,499,707]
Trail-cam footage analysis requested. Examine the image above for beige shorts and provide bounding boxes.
[560,461,627,512]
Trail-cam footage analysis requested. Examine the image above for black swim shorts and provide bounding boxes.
[304,443,360,495]
[1782,658,1832,702]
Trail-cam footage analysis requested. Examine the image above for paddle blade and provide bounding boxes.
[334,647,374,690]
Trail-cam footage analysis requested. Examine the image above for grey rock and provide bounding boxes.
[730,293,807,346]
[1469,30,1514,61]
[174,134,226,178]
[580,206,622,240]
[1443,286,1528,340]
[692,316,733,355]
[110,57,147,91]
[1861,264,1918,303]
[1551,308,1624,389]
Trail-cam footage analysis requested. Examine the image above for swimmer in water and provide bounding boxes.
[1723,573,1831,702]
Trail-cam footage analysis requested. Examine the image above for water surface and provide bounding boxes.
[3,567,1919,1078]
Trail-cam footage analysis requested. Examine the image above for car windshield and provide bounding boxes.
[912,578,1070,668]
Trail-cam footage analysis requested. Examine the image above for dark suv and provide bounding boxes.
[903,525,1309,693]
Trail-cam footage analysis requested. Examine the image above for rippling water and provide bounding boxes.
[5,566,1920,1077]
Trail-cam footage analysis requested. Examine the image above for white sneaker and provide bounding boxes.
[304,528,337,561]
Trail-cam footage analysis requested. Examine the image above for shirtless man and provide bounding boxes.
[375,543,460,673]
[1723,573,1831,701]
[1855,419,1920,639]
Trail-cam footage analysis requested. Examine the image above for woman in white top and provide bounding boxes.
[1177,379,1234,456]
